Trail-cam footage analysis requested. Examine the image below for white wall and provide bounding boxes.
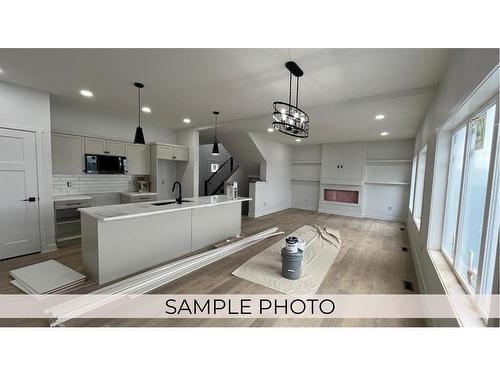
[0,81,55,251]
[406,49,499,306]
[51,98,177,144]
[248,133,292,217]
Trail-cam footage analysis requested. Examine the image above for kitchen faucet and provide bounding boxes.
[172,181,182,204]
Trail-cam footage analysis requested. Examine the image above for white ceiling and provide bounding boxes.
[0,48,450,143]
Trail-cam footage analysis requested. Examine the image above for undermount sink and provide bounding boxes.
[151,200,193,206]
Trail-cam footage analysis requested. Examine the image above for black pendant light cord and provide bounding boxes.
[296,76,299,109]
[137,85,141,128]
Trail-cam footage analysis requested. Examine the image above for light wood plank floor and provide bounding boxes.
[0,209,425,327]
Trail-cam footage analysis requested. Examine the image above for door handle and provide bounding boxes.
[22,197,37,202]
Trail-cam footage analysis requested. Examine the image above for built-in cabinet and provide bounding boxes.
[52,132,155,175]
[125,143,150,175]
[320,142,365,185]
[153,143,189,161]
[85,137,125,156]
[51,133,86,174]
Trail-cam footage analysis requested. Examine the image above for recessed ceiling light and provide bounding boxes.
[267,128,274,133]
[375,114,385,120]
[183,118,191,124]
[295,138,301,142]
[80,89,93,97]
[142,107,151,113]
[380,131,389,136]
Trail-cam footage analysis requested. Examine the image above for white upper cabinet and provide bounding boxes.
[341,142,365,183]
[153,143,189,161]
[321,144,343,181]
[321,142,365,185]
[106,140,126,156]
[126,143,150,175]
[156,144,175,160]
[85,137,125,156]
[174,146,189,161]
[52,133,85,174]
[85,137,106,155]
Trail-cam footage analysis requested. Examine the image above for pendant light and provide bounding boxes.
[211,111,220,155]
[133,82,146,144]
[272,61,309,138]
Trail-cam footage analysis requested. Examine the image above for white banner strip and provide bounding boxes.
[0,294,498,321]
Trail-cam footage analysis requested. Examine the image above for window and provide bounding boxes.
[441,126,466,259]
[409,156,417,212]
[413,145,427,229]
[440,101,498,298]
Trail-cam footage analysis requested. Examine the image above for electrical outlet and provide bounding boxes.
[162,180,166,185]
[66,181,72,188]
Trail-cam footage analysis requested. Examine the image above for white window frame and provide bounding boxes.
[409,155,417,213]
[440,98,498,300]
[412,145,427,230]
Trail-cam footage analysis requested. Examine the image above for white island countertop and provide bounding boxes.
[78,195,251,222]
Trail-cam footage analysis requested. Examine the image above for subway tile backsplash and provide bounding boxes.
[53,174,140,195]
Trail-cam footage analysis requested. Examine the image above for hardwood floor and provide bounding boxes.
[0,208,425,327]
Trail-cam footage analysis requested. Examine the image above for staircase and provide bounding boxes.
[205,157,237,195]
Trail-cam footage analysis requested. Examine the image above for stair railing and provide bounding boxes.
[205,157,234,196]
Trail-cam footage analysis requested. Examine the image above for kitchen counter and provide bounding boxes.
[80,195,251,284]
[53,194,92,202]
[79,195,251,221]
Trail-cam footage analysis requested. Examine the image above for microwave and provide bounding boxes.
[85,154,127,174]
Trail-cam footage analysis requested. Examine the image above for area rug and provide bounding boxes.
[232,225,342,295]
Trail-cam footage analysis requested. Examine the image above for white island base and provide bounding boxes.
[79,196,251,284]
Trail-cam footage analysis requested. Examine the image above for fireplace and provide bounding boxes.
[323,189,359,204]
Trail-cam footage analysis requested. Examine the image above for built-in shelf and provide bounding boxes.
[291,178,320,182]
[56,218,81,225]
[365,181,410,186]
[290,160,322,165]
[365,159,412,164]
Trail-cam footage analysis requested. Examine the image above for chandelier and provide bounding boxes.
[272,61,309,138]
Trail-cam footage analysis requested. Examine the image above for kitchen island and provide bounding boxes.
[79,195,251,284]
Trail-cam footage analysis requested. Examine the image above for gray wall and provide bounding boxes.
[198,143,231,195]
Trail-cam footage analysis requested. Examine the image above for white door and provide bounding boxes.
[341,142,365,184]
[0,128,41,260]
